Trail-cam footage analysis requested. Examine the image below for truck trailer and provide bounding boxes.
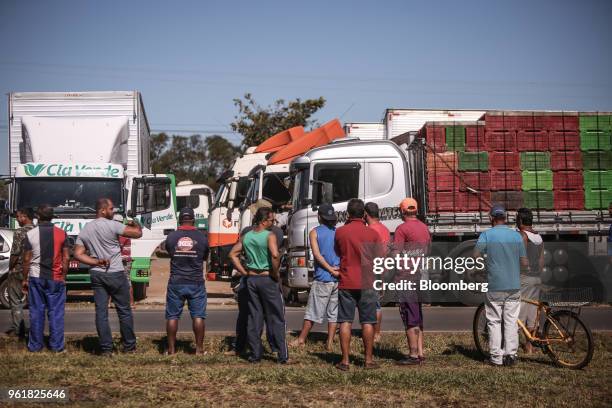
[5,91,177,300]
[286,111,612,304]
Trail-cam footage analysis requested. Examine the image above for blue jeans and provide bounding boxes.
[91,271,136,352]
[28,277,66,352]
[165,283,207,320]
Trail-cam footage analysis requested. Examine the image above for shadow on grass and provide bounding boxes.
[68,336,100,354]
[152,337,196,354]
[442,343,485,361]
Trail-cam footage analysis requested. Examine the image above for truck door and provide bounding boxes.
[364,159,405,232]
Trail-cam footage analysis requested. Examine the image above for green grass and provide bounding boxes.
[1,333,611,407]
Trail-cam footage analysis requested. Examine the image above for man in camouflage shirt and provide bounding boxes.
[7,208,35,337]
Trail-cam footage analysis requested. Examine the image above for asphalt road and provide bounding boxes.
[2,307,611,334]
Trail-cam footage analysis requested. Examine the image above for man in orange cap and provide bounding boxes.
[393,198,431,365]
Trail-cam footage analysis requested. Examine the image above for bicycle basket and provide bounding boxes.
[540,287,593,307]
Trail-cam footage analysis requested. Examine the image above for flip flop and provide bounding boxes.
[335,362,350,371]
[364,361,380,370]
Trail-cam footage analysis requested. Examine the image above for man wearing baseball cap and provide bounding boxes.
[162,207,209,355]
[292,203,340,350]
[393,197,431,365]
[474,204,528,366]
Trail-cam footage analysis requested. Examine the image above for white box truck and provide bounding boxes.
[5,91,177,300]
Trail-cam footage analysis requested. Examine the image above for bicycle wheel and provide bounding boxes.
[473,303,490,358]
[543,310,594,369]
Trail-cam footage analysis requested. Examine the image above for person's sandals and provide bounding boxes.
[364,361,380,370]
[335,362,350,371]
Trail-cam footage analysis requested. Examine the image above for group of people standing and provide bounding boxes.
[6,198,141,354]
[6,193,548,370]
[225,197,431,369]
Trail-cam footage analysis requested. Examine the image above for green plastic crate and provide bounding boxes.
[583,151,612,170]
[522,170,553,191]
[458,151,488,171]
[520,152,551,171]
[583,170,612,190]
[580,130,612,151]
[584,189,612,210]
[523,190,554,209]
[445,126,465,151]
[580,115,612,131]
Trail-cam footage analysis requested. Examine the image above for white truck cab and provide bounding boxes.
[176,181,213,230]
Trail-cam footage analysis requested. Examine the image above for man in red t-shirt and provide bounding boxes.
[393,198,431,366]
[334,199,382,370]
[365,202,390,343]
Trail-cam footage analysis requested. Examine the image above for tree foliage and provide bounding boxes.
[150,133,239,190]
[230,93,326,149]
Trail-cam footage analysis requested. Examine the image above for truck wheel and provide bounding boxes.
[0,279,10,309]
[132,282,148,301]
[448,240,487,306]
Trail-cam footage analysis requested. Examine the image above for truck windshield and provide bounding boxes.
[292,168,310,210]
[16,178,124,215]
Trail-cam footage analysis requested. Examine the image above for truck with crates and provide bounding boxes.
[285,110,611,304]
[4,91,178,300]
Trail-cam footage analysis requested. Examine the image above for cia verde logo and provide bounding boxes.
[152,213,174,223]
[23,163,121,178]
[24,163,46,176]
[53,220,88,233]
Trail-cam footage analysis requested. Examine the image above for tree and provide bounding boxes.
[231,93,326,149]
[150,133,239,190]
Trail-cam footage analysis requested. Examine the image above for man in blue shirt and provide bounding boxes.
[163,207,209,355]
[291,204,340,351]
[474,204,528,367]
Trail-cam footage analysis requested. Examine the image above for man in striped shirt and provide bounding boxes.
[22,204,69,352]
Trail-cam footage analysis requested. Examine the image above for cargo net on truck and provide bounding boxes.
[408,111,612,230]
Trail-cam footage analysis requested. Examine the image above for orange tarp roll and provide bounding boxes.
[255,126,305,153]
[267,119,345,164]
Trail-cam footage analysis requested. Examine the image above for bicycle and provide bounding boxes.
[473,288,594,369]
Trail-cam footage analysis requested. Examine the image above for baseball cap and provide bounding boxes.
[399,197,418,213]
[490,203,506,218]
[317,203,337,221]
[179,207,195,221]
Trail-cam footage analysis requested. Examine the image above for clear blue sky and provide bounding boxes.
[1,0,611,174]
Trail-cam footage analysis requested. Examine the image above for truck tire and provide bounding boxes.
[0,278,10,309]
[132,282,148,302]
[448,240,487,306]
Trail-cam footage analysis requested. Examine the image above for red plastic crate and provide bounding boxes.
[427,191,466,212]
[465,125,487,151]
[551,151,582,171]
[427,171,459,192]
[548,131,580,151]
[459,172,491,191]
[491,191,524,210]
[421,126,446,152]
[490,170,522,190]
[553,190,585,210]
[490,152,520,170]
[466,191,491,211]
[484,114,545,131]
[553,171,583,190]
[426,152,457,171]
[485,131,517,151]
[517,130,549,151]
[542,115,579,131]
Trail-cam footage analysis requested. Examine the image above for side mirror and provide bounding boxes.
[321,181,334,204]
[228,181,237,210]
